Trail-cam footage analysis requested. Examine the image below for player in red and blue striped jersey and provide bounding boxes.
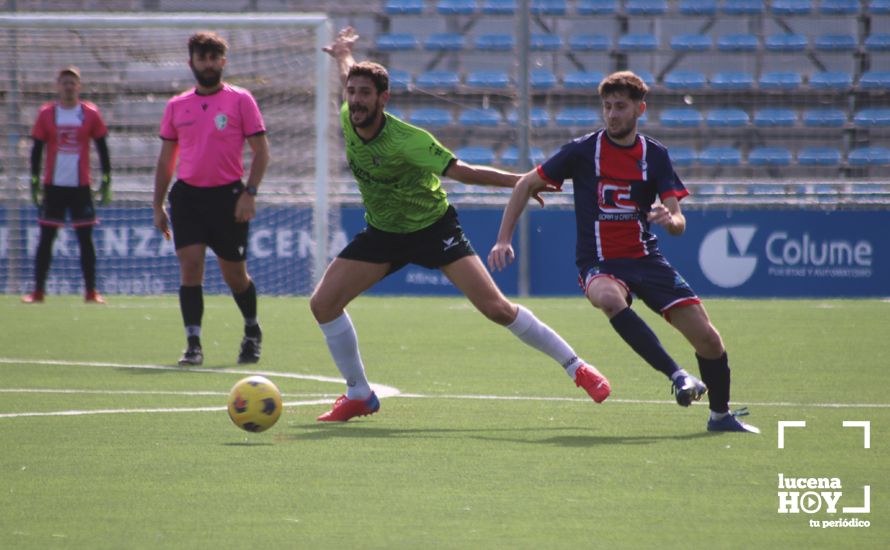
[489,71,758,433]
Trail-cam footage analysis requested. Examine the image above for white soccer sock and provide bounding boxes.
[319,311,372,400]
[506,305,584,379]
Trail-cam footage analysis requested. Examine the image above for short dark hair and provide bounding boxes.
[188,31,228,58]
[347,61,389,94]
[598,71,649,102]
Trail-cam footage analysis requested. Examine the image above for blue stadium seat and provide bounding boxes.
[670,34,712,51]
[753,108,797,127]
[475,34,514,51]
[859,71,890,90]
[436,0,477,14]
[458,108,503,127]
[865,34,890,51]
[384,0,424,15]
[870,0,890,14]
[809,71,853,90]
[678,0,718,14]
[710,71,755,90]
[388,70,412,91]
[626,0,668,15]
[507,107,551,127]
[717,34,759,52]
[480,0,516,14]
[797,147,841,166]
[705,108,749,127]
[424,33,465,51]
[530,34,562,51]
[618,34,658,51]
[759,71,803,90]
[771,0,813,15]
[555,107,600,127]
[576,0,618,14]
[409,108,453,127]
[456,146,496,165]
[820,0,860,14]
[854,108,890,127]
[722,0,765,15]
[630,70,655,86]
[765,34,809,52]
[659,107,703,128]
[531,69,558,90]
[531,0,568,15]
[848,147,890,165]
[699,146,742,166]
[385,106,406,120]
[802,108,847,127]
[814,34,857,51]
[569,34,611,51]
[500,146,546,167]
[415,70,460,90]
[663,70,707,90]
[466,70,511,89]
[749,147,793,166]
[563,71,604,89]
[668,146,697,167]
[376,33,420,51]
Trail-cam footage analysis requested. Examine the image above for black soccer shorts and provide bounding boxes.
[38,185,97,227]
[168,180,249,262]
[338,205,477,275]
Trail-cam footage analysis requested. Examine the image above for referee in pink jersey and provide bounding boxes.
[152,31,270,366]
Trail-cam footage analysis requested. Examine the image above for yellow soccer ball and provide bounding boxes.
[227,376,283,433]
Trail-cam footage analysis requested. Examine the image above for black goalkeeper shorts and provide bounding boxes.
[168,179,248,262]
[338,205,476,276]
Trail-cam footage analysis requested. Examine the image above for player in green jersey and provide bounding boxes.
[313,27,611,421]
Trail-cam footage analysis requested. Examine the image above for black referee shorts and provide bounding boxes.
[168,180,248,262]
[338,205,476,276]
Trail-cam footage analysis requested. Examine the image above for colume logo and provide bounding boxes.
[698,225,758,288]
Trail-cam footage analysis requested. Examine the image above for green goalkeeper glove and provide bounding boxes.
[98,173,112,206]
[30,175,41,206]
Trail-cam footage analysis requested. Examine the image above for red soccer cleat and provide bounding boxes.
[317,392,380,422]
[84,290,106,304]
[21,290,45,304]
[575,364,611,403]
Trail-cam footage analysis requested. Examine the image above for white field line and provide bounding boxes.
[1,358,888,419]
[396,393,890,409]
[0,388,339,398]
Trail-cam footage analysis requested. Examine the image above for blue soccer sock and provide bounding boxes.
[609,307,680,378]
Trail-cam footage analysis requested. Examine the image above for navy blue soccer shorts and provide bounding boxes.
[579,253,701,318]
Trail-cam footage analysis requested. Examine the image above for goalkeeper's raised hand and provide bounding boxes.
[98,173,112,206]
[30,175,41,207]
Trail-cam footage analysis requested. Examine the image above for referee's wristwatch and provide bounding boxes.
[244,185,259,197]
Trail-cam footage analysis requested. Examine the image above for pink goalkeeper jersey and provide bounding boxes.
[31,101,107,187]
[159,83,266,187]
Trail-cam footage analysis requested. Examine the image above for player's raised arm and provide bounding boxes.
[323,26,360,90]
[487,168,554,272]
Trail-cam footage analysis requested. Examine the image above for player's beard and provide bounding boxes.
[349,103,381,128]
[606,119,636,142]
[192,66,223,88]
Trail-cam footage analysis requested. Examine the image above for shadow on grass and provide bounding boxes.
[222,441,274,447]
[279,424,714,446]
